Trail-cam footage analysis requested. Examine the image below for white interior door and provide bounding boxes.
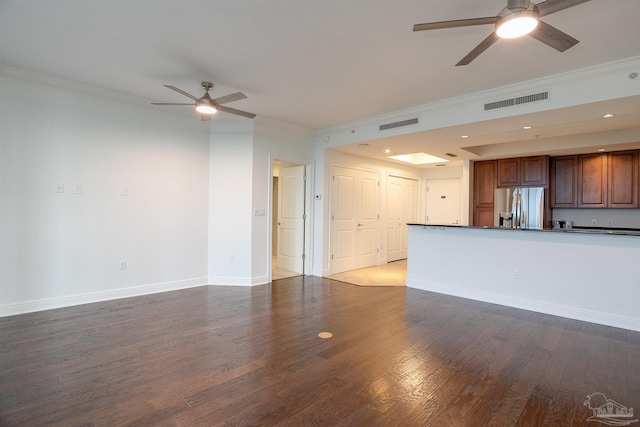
[425,178,461,225]
[387,176,418,262]
[277,165,305,273]
[387,176,403,262]
[356,172,378,269]
[331,166,378,274]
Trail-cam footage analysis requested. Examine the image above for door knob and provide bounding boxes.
[357,223,363,227]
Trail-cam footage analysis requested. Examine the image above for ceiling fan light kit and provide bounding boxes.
[195,99,217,114]
[496,9,539,38]
[151,81,256,119]
[413,0,590,65]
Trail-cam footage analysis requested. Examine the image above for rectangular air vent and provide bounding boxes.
[484,91,549,111]
[379,117,419,131]
[445,153,458,158]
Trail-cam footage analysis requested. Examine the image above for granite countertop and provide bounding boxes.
[407,223,640,237]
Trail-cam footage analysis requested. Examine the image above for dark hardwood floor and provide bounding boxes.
[1,276,639,426]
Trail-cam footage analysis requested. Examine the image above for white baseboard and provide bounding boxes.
[0,277,208,317]
[207,276,255,286]
[406,278,640,333]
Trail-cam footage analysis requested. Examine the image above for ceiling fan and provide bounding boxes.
[413,0,590,66]
[151,82,256,120]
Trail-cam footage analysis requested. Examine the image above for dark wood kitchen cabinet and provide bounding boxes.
[578,153,607,208]
[607,150,638,208]
[473,160,496,226]
[497,158,520,187]
[497,156,548,187]
[521,155,548,186]
[550,155,578,208]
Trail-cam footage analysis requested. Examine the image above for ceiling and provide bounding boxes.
[2,0,640,162]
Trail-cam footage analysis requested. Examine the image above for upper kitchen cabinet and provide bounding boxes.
[497,156,548,188]
[578,153,608,208]
[550,156,578,208]
[521,156,549,186]
[497,158,520,187]
[607,150,638,208]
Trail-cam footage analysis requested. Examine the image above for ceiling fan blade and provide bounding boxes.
[413,17,496,32]
[212,91,247,105]
[529,20,579,52]
[150,102,194,106]
[164,85,201,101]
[535,0,590,17]
[456,32,499,66]
[217,105,256,119]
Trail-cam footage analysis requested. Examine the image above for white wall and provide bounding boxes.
[1,71,211,315]
[407,226,640,332]
[207,120,255,285]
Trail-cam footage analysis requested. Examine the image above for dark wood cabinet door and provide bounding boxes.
[578,153,607,208]
[550,156,577,208]
[521,155,549,186]
[497,158,520,187]
[474,207,495,227]
[608,150,638,208]
[474,160,497,208]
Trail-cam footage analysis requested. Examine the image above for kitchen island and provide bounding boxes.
[406,224,640,332]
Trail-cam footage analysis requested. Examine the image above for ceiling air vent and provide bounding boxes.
[379,117,419,131]
[445,153,458,158]
[484,91,549,111]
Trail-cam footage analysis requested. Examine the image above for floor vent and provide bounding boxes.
[484,91,549,111]
[379,117,419,131]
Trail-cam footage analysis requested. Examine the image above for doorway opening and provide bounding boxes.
[271,159,309,281]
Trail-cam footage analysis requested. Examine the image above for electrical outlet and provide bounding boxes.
[55,183,64,193]
[120,260,127,270]
[513,269,519,279]
[592,219,597,225]
[73,183,82,194]
[608,219,613,226]
[229,254,235,262]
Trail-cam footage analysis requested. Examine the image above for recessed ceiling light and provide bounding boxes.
[523,126,532,130]
[383,149,392,153]
[603,113,614,118]
[461,135,469,139]
[598,148,606,152]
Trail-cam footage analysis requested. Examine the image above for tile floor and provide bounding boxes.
[271,257,301,281]
[327,259,407,287]
[271,257,408,287]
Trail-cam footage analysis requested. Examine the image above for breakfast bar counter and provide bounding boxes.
[406,224,640,332]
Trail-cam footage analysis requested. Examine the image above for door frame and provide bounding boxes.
[268,155,314,282]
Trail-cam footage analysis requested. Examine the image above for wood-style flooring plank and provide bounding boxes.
[1,277,639,426]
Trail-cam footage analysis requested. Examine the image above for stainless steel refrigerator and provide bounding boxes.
[494,187,545,229]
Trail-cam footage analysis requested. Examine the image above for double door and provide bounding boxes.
[331,166,378,274]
